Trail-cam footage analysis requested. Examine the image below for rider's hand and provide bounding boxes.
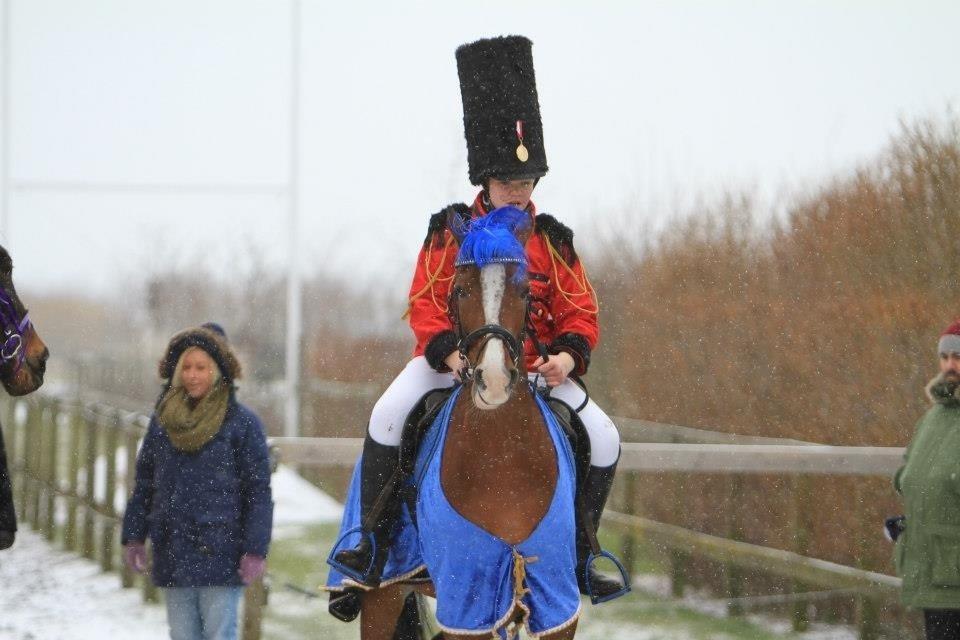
[532,351,574,387]
[444,351,464,382]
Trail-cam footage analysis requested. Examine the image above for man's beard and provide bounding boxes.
[929,370,960,404]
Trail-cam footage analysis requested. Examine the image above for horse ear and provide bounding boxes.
[447,206,470,244]
[514,219,533,248]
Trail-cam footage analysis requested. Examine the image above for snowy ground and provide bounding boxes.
[0,465,343,640]
[0,529,169,640]
[0,466,861,640]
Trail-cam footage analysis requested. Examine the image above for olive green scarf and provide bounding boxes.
[157,383,230,452]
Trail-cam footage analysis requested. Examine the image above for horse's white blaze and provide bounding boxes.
[475,263,511,408]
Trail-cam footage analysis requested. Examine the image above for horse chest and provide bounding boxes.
[440,400,558,545]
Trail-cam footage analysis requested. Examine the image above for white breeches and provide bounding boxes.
[368,356,621,467]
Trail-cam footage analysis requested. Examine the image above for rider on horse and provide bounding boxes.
[332,35,624,602]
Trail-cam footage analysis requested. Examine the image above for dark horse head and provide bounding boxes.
[0,245,49,395]
[448,206,532,410]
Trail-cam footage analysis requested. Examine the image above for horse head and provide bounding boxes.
[0,246,49,396]
[448,206,532,410]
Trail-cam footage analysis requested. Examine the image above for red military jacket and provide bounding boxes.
[406,192,599,375]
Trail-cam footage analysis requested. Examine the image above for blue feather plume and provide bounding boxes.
[455,206,530,281]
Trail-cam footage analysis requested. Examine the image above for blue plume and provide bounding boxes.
[455,206,530,281]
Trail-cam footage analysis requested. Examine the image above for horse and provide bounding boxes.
[0,244,51,550]
[331,208,581,640]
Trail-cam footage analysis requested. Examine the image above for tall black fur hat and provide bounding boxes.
[456,35,548,186]
[158,323,242,384]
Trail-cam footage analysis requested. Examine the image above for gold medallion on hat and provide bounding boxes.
[516,143,529,162]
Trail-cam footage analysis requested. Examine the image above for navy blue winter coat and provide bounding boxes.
[121,396,273,587]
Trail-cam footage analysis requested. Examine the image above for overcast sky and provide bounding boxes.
[2,0,959,297]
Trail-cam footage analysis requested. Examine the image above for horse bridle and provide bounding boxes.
[447,282,530,382]
[0,288,31,374]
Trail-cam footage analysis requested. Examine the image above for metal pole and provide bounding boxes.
[283,0,302,438]
[1,0,10,243]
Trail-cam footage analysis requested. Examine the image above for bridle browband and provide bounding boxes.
[0,288,31,374]
[447,268,530,383]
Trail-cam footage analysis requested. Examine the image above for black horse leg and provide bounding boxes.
[0,427,17,550]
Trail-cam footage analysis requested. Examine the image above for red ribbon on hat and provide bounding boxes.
[516,120,524,142]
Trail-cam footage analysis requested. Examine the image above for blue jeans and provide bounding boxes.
[164,586,244,640]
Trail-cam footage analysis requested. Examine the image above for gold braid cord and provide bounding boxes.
[543,236,599,315]
[402,235,456,319]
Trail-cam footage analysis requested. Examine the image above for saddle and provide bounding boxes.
[397,384,592,529]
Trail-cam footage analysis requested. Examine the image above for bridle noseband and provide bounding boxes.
[447,281,530,383]
[0,289,32,374]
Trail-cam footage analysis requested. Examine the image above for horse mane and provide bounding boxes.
[0,247,12,274]
[534,214,578,266]
[423,203,470,249]
[455,206,530,281]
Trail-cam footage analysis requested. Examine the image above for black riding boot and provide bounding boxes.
[575,460,627,600]
[332,433,402,588]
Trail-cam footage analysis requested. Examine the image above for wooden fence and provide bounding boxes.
[0,393,267,639]
[2,392,909,640]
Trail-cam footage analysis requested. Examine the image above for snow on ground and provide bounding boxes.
[271,465,343,529]
[632,574,858,640]
[0,529,169,640]
[0,464,343,640]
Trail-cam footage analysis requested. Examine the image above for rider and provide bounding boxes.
[333,35,624,601]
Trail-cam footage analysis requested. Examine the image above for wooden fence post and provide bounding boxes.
[790,475,811,632]
[619,471,638,574]
[4,398,20,507]
[854,481,880,640]
[668,436,687,598]
[28,400,42,530]
[14,400,29,519]
[142,541,159,604]
[82,405,97,560]
[41,398,59,542]
[64,403,83,552]
[241,577,268,640]
[101,409,119,573]
[121,420,140,589]
[725,474,745,617]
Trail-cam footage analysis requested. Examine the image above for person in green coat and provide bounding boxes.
[894,319,960,639]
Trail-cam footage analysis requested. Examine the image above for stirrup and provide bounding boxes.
[583,550,631,604]
[326,527,378,584]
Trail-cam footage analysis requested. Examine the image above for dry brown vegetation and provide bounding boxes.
[584,117,960,609]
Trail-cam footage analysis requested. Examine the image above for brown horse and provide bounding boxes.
[356,209,578,640]
[0,244,51,550]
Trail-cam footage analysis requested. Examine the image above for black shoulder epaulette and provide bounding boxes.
[535,213,578,265]
[423,203,470,249]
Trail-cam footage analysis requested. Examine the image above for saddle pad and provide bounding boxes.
[415,386,581,638]
[326,384,581,639]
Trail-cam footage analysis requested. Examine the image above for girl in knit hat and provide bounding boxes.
[121,324,273,640]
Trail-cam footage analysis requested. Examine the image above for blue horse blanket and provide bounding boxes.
[326,385,581,638]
